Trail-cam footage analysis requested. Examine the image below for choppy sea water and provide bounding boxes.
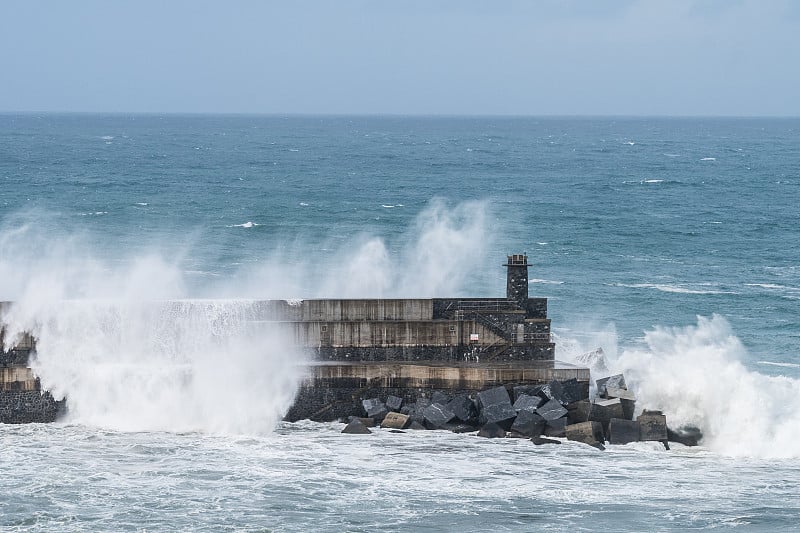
[1,115,799,530]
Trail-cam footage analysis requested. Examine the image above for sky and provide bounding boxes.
[1,0,799,116]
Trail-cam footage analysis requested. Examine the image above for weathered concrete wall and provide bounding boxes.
[292,320,503,347]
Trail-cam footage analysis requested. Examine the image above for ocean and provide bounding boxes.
[1,114,798,531]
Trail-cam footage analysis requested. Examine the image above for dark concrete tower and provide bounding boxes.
[504,254,529,309]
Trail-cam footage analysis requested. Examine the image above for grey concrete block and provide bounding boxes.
[423,403,456,428]
[362,398,388,420]
[566,421,605,445]
[477,422,506,438]
[605,387,635,401]
[385,395,403,412]
[510,410,546,437]
[513,384,543,402]
[447,394,478,423]
[638,412,668,441]
[609,418,640,444]
[560,378,587,403]
[537,399,568,421]
[537,380,567,405]
[477,386,516,428]
[596,374,626,398]
[544,417,567,438]
[667,425,702,446]
[513,393,543,413]
[531,436,561,445]
[567,400,592,424]
[431,391,450,406]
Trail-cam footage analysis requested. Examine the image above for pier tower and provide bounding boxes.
[504,254,529,309]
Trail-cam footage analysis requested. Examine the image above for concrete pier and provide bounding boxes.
[1,254,590,424]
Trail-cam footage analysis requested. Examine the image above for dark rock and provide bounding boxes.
[596,374,627,398]
[537,380,567,405]
[385,395,403,412]
[389,430,405,434]
[477,422,506,438]
[544,417,567,438]
[431,391,450,406]
[567,400,592,424]
[513,384,543,402]
[667,425,703,446]
[609,418,640,444]
[506,431,529,439]
[513,393,543,413]
[531,436,561,445]
[591,398,625,433]
[510,410,546,437]
[560,378,587,403]
[638,412,668,441]
[362,398,388,420]
[408,421,427,430]
[566,421,605,445]
[588,442,606,451]
[536,399,568,421]
[400,404,414,416]
[447,394,478,423]
[423,403,456,428]
[381,412,410,429]
[477,386,517,429]
[341,419,372,434]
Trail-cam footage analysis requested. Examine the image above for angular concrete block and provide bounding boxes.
[560,378,588,403]
[596,374,626,398]
[477,386,516,428]
[423,403,456,428]
[447,394,478,423]
[477,422,506,438]
[592,398,625,422]
[347,416,376,428]
[442,422,478,433]
[513,393,543,413]
[408,421,427,430]
[385,395,403,412]
[609,418,640,444]
[605,387,635,401]
[566,421,605,445]
[342,419,372,434]
[381,412,410,429]
[638,412,668,441]
[620,399,636,421]
[537,380,567,405]
[477,386,512,409]
[431,391,450,406]
[536,399,568,421]
[510,409,546,437]
[513,384,543,403]
[362,398,388,420]
[567,400,592,424]
[544,417,567,438]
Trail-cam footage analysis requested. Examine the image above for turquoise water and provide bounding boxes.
[1,115,799,531]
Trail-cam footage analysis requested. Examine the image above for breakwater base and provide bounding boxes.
[1,254,695,447]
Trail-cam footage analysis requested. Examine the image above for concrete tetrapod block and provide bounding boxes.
[447,394,478,424]
[423,403,456,429]
[510,410,546,437]
[638,411,668,441]
[381,412,411,430]
[537,399,568,421]
[385,395,403,412]
[362,398,388,421]
[513,394,543,413]
[342,419,372,434]
[565,421,605,446]
[609,418,640,444]
[477,422,506,438]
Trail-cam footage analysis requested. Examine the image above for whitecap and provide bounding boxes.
[537,242,548,245]
[382,205,396,208]
[288,149,300,152]
[700,157,716,161]
[624,141,635,145]
[643,179,663,184]
[100,135,114,140]
[757,361,800,369]
[664,153,681,157]
[228,221,260,228]
[135,202,148,206]
[299,202,309,206]
[615,283,734,295]
[530,278,564,285]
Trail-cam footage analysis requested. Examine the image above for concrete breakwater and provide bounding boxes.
[2,254,592,426]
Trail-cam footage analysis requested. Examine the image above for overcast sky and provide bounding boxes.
[2,1,798,116]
